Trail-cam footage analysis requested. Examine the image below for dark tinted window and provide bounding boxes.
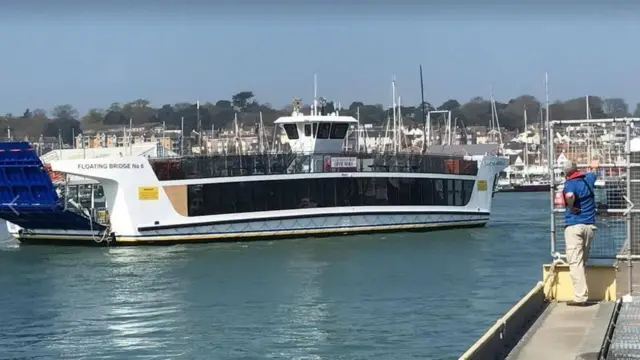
[151,154,479,181]
[317,123,331,139]
[330,123,349,139]
[283,124,298,139]
[304,124,312,137]
[188,177,475,216]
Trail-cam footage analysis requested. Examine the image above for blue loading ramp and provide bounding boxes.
[0,142,106,231]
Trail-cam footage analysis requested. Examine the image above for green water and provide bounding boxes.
[0,192,550,359]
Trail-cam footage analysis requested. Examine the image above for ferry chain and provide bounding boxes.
[89,216,112,245]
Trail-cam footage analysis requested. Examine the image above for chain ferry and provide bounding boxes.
[0,101,507,246]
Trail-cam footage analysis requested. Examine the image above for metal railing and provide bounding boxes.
[549,117,640,296]
[149,152,480,181]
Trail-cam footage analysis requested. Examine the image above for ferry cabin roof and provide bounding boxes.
[273,115,358,124]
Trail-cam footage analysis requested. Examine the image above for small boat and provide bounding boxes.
[497,180,549,193]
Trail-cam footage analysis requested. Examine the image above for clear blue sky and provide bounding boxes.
[0,6,638,115]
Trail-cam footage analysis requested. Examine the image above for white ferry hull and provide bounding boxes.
[0,139,507,247]
[8,210,489,246]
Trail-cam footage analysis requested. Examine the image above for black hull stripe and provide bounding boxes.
[137,211,491,231]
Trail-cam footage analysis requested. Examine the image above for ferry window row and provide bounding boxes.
[187,177,475,216]
[150,154,478,181]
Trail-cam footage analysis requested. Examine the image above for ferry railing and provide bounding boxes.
[549,117,640,297]
[149,152,480,181]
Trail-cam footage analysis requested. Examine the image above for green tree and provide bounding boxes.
[231,91,255,112]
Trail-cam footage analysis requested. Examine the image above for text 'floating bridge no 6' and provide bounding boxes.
[460,117,640,360]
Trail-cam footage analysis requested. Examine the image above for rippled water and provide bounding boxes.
[0,192,550,360]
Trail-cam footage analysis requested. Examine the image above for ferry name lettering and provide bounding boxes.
[77,163,144,170]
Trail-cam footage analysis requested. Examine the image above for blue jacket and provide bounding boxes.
[563,172,597,226]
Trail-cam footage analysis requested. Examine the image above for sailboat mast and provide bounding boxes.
[180,117,184,156]
[398,96,403,150]
[585,95,592,161]
[356,107,360,152]
[419,65,426,151]
[259,112,264,153]
[391,77,397,154]
[545,72,551,172]
[523,106,528,181]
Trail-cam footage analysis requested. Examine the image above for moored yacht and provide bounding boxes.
[0,100,508,246]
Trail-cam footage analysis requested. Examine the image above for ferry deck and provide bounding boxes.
[460,118,640,360]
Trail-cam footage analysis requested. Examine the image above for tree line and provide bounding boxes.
[1,91,639,144]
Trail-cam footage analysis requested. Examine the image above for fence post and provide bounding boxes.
[549,122,556,257]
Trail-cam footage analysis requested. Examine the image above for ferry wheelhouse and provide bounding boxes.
[0,104,508,246]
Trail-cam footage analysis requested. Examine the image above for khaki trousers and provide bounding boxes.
[564,224,597,302]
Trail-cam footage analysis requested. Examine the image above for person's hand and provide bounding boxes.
[589,159,599,170]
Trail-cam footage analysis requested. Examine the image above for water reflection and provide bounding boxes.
[0,193,553,359]
[44,246,190,359]
[271,245,329,360]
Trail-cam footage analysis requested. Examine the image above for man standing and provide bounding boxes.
[562,159,599,306]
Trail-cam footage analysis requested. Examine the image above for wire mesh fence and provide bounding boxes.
[550,118,640,262]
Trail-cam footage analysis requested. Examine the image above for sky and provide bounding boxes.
[0,4,639,115]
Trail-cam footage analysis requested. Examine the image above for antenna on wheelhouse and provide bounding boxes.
[313,74,318,116]
[318,97,327,116]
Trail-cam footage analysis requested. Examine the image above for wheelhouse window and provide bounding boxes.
[283,124,299,139]
[330,123,349,139]
[304,124,312,137]
[187,177,476,216]
[317,123,331,139]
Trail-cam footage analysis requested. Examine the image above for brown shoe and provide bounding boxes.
[566,300,597,307]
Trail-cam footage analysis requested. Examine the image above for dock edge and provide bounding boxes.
[459,264,618,359]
